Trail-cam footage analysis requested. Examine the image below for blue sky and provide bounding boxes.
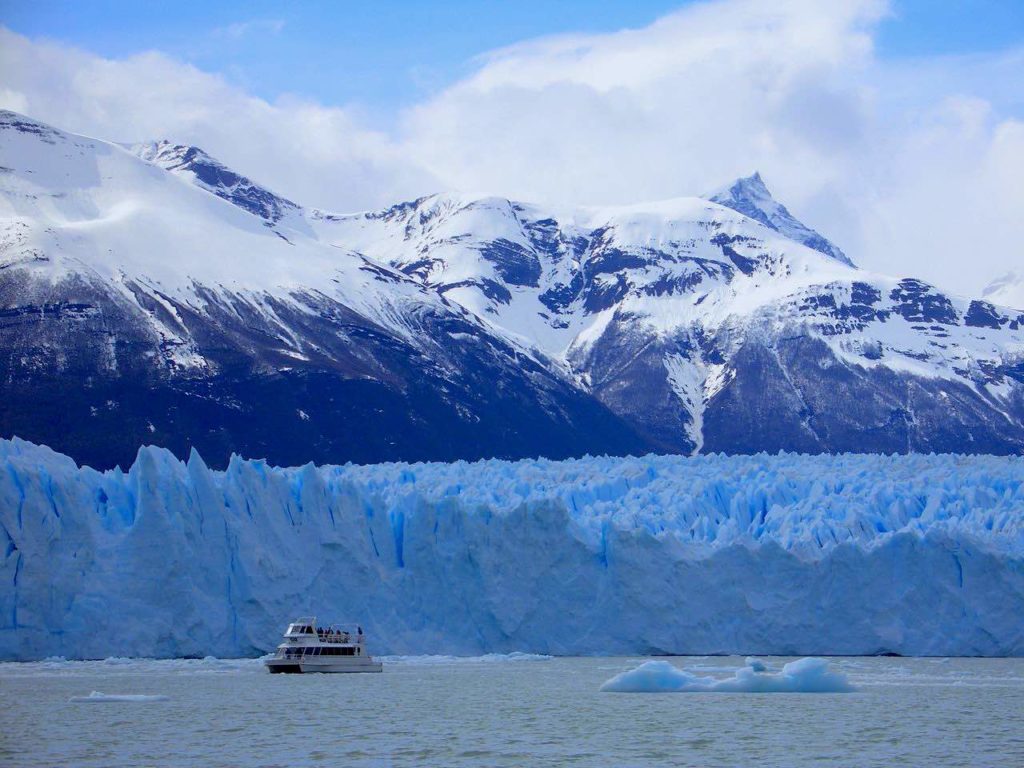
[3,0,1022,121]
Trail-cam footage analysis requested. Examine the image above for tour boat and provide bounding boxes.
[264,617,383,674]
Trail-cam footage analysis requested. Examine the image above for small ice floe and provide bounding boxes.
[600,657,854,693]
[69,691,170,703]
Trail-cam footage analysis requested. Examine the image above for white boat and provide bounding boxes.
[264,617,383,674]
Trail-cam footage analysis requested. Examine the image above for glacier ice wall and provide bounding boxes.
[1,437,1022,660]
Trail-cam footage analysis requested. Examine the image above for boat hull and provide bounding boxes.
[265,658,383,674]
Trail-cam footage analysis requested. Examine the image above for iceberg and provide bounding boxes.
[599,657,854,693]
[1,437,1023,660]
[69,692,169,703]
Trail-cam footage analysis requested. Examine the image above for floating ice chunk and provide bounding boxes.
[745,656,768,672]
[599,660,694,693]
[600,657,854,693]
[70,691,170,703]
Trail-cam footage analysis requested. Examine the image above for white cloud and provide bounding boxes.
[404,0,887,202]
[1,0,1022,296]
[214,19,286,40]
[400,0,1024,294]
[0,28,436,211]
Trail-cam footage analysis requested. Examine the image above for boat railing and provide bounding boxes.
[284,619,365,641]
[276,645,366,659]
[314,631,364,644]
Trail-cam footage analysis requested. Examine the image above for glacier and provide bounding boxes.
[1,436,1023,660]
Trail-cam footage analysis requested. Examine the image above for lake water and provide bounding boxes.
[3,655,1023,767]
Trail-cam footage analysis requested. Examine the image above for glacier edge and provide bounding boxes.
[1,437,1022,660]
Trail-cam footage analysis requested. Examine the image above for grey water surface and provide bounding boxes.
[3,655,1022,767]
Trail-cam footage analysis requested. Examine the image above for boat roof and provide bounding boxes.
[288,618,363,630]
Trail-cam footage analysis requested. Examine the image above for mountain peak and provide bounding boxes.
[132,140,299,224]
[0,109,67,144]
[983,271,1024,310]
[732,171,769,195]
[707,173,854,267]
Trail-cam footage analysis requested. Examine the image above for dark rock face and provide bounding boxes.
[570,317,698,454]
[965,300,1005,330]
[889,279,959,325]
[0,269,648,470]
[478,239,542,287]
[699,335,1024,455]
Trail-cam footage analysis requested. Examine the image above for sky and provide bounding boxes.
[1,0,1023,295]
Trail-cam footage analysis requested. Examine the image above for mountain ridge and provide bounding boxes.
[707,171,854,267]
[2,109,1023,466]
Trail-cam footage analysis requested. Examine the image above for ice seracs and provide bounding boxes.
[2,437,1022,660]
[264,618,382,674]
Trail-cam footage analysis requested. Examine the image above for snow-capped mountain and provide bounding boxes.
[131,139,303,225]
[984,271,1024,311]
[299,188,1024,455]
[2,109,1023,467]
[707,172,854,266]
[0,111,645,468]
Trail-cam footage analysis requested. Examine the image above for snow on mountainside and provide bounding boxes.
[2,437,1022,659]
[985,271,1024,311]
[303,191,1024,456]
[132,140,304,226]
[0,110,647,468]
[707,172,854,267]
[2,108,1023,466]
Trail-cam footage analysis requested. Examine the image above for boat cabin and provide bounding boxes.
[274,617,367,660]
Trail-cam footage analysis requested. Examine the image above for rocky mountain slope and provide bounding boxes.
[2,110,1022,466]
[0,112,646,468]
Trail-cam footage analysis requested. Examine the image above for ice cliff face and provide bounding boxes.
[2,437,1022,660]
[2,109,1024,467]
